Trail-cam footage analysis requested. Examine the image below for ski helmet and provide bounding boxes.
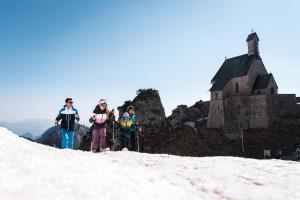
[99,99,107,104]
[123,112,129,118]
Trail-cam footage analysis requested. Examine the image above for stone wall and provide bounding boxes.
[207,99,224,128]
[266,94,297,125]
[223,76,249,97]
[223,94,297,136]
[224,95,269,135]
[210,90,223,100]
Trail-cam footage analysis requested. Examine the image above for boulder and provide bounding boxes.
[36,124,89,149]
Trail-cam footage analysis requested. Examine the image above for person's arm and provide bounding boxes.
[133,115,137,124]
[55,109,62,125]
[130,120,138,132]
[89,113,96,123]
[75,110,80,122]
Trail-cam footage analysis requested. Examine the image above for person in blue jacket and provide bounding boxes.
[55,98,80,149]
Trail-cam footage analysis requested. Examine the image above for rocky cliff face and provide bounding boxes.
[116,89,211,153]
[117,89,166,152]
[167,100,209,130]
[36,124,89,149]
[118,89,166,126]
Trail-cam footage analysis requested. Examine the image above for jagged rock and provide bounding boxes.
[167,100,209,129]
[118,88,166,152]
[36,124,89,149]
[118,88,166,127]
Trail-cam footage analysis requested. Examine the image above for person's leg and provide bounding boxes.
[91,129,99,152]
[99,128,107,151]
[125,137,130,150]
[120,134,125,150]
[68,131,75,149]
[61,128,68,149]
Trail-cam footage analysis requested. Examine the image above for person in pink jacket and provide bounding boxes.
[89,99,113,152]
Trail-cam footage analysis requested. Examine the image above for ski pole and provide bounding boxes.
[136,125,141,153]
[136,118,142,153]
[137,130,139,152]
[112,120,115,151]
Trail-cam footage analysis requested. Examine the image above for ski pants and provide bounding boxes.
[61,128,75,149]
[130,131,136,151]
[92,127,106,152]
[120,135,131,150]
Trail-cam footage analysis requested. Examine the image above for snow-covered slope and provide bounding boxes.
[0,127,299,200]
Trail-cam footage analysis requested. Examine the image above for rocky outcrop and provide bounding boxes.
[36,124,89,149]
[117,88,166,152]
[115,89,210,153]
[118,89,166,127]
[167,100,209,130]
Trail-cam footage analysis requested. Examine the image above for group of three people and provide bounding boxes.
[55,98,141,152]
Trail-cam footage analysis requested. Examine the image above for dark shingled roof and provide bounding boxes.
[252,74,273,90]
[210,54,261,91]
[246,32,260,42]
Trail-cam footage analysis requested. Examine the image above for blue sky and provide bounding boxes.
[0,0,299,124]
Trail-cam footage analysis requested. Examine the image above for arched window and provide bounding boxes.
[271,87,275,94]
[235,82,239,93]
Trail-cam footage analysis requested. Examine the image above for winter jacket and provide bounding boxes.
[129,113,137,124]
[117,118,136,138]
[89,106,114,129]
[56,106,80,132]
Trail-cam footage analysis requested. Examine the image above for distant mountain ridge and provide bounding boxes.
[0,119,53,140]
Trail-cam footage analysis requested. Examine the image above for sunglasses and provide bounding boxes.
[68,101,74,104]
[100,103,107,106]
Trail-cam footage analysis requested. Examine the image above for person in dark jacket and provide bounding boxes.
[116,112,137,151]
[55,98,80,149]
[127,106,138,151]
[89,99,113,152]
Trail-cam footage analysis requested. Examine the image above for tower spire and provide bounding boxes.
[246,32,259,56]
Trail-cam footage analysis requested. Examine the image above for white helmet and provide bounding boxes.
[123,112,129,118]
[99,99,107,104]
